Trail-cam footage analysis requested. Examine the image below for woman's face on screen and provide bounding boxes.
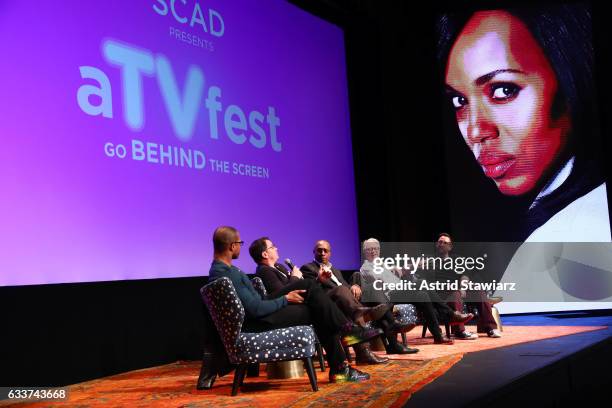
[445,11,571,196]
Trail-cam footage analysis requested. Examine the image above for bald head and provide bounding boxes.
[313,240,331,264]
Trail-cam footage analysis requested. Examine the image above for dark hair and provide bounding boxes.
[437,232,452,241]
[437,3,600,170]
[213,226,239,253]
[249,237,271,263]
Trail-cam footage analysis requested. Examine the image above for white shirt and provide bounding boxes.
[315,260,342,286]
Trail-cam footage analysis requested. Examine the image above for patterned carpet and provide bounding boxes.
[4,356,461,408]
[4,325,605,408]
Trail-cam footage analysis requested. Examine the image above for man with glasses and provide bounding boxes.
[208,227,382,383]
[432,233,501,339]
[249,237,395,364]
[359,237,476,345]
[250,238,304,298]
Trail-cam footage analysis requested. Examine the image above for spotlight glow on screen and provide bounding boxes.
[0,0,360,286]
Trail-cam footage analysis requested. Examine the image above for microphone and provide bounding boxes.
[285,258,295,271]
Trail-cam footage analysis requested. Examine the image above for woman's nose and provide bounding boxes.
[467,103,498,144]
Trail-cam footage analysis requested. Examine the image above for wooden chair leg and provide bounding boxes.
[316,342,326,372]
[231,365,247,396]
[421,324,427,338]
[401,331,407,345]
[303,358,319,392]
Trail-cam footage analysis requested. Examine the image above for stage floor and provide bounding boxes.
[406,310,612,407]
[2,311,609,407]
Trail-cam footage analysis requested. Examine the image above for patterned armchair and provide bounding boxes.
[250,276,326,371]
[392,303,418,344]
[201,277,318,395]
[250,276,269,300]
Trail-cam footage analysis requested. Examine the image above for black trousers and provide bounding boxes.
[244,279,349,370]
[360,279,453,343]
[327,285,363,320]
[384,282,455,340]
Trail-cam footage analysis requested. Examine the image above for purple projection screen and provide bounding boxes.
[0,0,359,286]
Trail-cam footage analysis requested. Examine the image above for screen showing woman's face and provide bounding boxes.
[445,10,571,196]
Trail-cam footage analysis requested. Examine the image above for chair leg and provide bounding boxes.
[401,331,407,345]
[421,324,427,338]
[303,357,319,392]
[231,365,247,396]
[445,323,451,338]
[316,342,326,372]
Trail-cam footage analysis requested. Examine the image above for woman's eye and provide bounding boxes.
[451,95,467,109]
[491,83,521,100]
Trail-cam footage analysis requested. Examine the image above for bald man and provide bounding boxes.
[301,240,419,359]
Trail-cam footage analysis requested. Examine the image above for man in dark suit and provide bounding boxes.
[300,239,419,357]
[207,226,383,384]
[250,236,395,364]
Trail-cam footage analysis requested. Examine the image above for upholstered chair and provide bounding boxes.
[250,276,326,371]
[201,277,318,395]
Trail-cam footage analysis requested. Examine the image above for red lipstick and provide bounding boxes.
[478,152,516,179]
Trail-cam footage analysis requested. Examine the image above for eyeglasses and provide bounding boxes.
[232,241,245,246]
[264,245,277,251]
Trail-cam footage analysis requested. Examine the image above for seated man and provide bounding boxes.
[360,238,476,345]
[432,233,501,339]
[208,226,381,383]
[300,239,419,356]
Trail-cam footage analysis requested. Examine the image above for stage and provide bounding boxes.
[409,310,612,407]
[3,311,610,407]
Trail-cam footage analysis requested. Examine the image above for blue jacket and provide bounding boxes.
[209,260,287,318]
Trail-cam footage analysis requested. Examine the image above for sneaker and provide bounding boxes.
[341,323,383,347]
[487,329,502,338]
[454,330,478,340]
[329,364,371,383]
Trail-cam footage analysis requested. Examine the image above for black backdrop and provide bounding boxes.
[2,0,611,387]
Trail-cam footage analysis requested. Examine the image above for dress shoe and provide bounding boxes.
[341,323,383,347]
[385,340,419,354]
[329,364,371,383]
[196,371,216,390]
[354,343,389,365]
[449,311,474,326]
[354,304,389,324]
[380,319,416,335]
[433,335,454,345]
[454,330,478,340]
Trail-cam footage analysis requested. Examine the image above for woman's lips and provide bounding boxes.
[478,154,516,179]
